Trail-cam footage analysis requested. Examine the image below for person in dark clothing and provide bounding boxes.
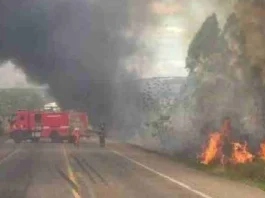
[99,122,106,147]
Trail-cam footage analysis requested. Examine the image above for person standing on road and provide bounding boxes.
[72,127,80,147]
[99,122,106,147]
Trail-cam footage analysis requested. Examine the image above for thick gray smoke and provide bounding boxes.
[0,0,151,125]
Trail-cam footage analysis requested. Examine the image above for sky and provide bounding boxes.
[144,0,235,77]
[0,0,235,87]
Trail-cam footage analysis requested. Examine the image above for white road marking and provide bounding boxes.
[111,150,213,198]
[0,149,20,165]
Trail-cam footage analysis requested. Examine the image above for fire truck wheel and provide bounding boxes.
[50,131,61,143]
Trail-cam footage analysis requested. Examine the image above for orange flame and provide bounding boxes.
[230,141,253,164]
[199,132,222,165]
[258,140,265,160]
[199,118,231,165]
[199,118,257,165]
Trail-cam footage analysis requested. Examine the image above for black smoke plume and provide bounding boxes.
[0,0,151,125]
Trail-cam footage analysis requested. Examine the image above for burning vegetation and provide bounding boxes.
[199,131,222,165]
[230,142,253,164]
[258,140,265,160]
[176,0,265,170]
[170,1,265,189]
[198,118,265,165]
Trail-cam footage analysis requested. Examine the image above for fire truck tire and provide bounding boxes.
[50,131,61,143]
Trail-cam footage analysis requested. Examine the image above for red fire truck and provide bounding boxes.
[8,109,89,143]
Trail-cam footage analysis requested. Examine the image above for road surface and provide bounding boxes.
[0,137,264,198]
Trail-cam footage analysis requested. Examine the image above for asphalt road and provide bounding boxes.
[0,138,264,198]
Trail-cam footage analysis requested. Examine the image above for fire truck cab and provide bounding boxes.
[8,109,88,143]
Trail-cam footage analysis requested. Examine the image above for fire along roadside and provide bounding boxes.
[197,118,265,165]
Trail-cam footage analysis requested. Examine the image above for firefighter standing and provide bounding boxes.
[99,122,106,147]
[72,127,80,147]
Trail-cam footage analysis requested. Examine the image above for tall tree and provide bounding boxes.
[186,13,220,72]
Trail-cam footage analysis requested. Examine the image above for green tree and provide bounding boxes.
[186,13,220,72]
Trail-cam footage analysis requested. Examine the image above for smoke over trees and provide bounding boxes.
[5,0,265,153]
[181,0,265,151]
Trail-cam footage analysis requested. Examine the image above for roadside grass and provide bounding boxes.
[128,144,265,191]
[175,156,265,191]
[225,160,265,191]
